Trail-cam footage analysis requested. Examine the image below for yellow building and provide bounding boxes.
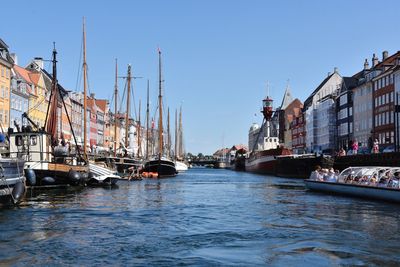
[0,39,14,132]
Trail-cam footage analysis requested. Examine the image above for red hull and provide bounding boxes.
[245,147,291,175]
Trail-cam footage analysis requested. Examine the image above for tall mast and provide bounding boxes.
[167,107,170,158]
[114,58,118,157]
[158,49,163,157]
[179,105,183,158]
[146,80,150,159]
[83,17,88,161]
[125,64,131,149]
[174,108,178,160]
[137,100,141,157]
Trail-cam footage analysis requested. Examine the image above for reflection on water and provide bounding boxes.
[0,168,399,266]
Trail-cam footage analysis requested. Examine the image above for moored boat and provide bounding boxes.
[304,166,400,202]
[0,158,25,205]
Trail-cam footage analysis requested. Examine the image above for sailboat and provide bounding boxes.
[9,44,89,186]
[174,106,188,172]
[141,48,176,178]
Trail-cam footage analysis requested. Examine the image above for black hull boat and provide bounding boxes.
[275,154,334,178]
[305,166,400,203]
[142,158,177,178]
[0,158,26,205]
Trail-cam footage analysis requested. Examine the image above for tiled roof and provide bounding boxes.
[13,65,33,84]
[28,72,41,86]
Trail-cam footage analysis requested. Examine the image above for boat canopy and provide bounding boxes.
[338,166,400,183]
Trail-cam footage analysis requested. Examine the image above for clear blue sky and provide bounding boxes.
[2,0,400,155]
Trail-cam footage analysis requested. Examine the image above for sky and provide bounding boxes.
[2,0,400,155]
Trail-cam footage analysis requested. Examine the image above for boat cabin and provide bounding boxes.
[9,130,52,162]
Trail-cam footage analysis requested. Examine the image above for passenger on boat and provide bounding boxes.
[338,148,346,157]
[369,174,377,186]
[309,165,323,181]
[388,172,400,188]
[325,168,337,182]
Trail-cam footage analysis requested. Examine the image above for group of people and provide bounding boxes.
[309,165,340,183]
[336,138,380,156]
[343,169,400,188]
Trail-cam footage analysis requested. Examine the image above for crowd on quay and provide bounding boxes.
[336,138,380,157]
[309,165,400,189]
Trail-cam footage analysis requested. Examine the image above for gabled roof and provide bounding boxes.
[28,72,41,86]
[304,72,339,109]
[280,85,293,110]
[340,76,358,94]
[95,99,108,113]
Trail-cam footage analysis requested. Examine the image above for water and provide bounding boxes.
[1,168,400,266]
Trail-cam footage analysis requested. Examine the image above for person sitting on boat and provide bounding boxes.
[388,172,400,188]
[309,165,323,181]
[369,174,377,186]
[325,168,337,182]
[344,173,354,183]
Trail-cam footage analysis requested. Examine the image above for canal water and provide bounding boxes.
[1,168,399,266]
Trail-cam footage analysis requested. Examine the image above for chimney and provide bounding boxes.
[372,53,379,67]
[382,51,389,61]
[327,72,331,77]
[90,93,95,99]
[10,53,18,65]
[364,59,369,70]
[334,67,339,74]
[34,57,44,69]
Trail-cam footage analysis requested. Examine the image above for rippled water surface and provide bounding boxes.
[1,168,400,266]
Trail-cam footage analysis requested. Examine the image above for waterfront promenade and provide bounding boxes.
[1,168,399,266]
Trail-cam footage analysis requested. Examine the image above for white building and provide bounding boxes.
[303,69,343,153]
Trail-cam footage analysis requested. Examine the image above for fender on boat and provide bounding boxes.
[25,169,36,186]
[68,170,81,185]
[11,181,25,204]
[42,176,56,185]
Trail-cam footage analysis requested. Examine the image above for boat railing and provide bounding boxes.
[338,166,400,189]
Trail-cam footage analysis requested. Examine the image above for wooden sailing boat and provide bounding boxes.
[141,48,176,178]
[99,64,142,174]
[8,44,89,186]
[175,106,188,172]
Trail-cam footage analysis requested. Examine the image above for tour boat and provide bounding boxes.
[0,158,25,205]
[304,166,400,202]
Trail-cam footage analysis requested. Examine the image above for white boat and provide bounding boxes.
[304,166,400,202]
[88,163,120,186]
[175,161,188,172]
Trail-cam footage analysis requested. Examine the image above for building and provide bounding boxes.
[68,92,83,144]
[336,76,358,151]
[10,64,30,130]
[0,39,14,132]
[25,58,49,129]
[372,51,400,151]
[290,112,306,154]
[281,98,303,150]
[303,68,343,153]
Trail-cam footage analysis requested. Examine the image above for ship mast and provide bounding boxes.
[83,17,88,161]
[114,58,118,157]
[146,80,150,159]
[179,105,183,158]
[167,107,171,158]
[158,49,163,158]
[137,100,141,157]
[125,65,131,149]
[174,108,178,161]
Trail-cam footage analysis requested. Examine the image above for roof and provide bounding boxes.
[95,99,108,113]
[13,65,33,84]
[280,85,293,110]
[304,72,337,109]
[28,72,41,86]
[340,76,358,94]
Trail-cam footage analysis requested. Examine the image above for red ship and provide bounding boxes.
[245,96,291,174]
